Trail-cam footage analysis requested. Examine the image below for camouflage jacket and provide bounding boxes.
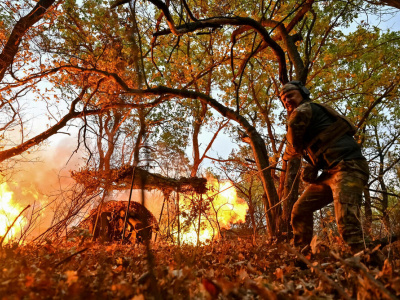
[284,100,364,169]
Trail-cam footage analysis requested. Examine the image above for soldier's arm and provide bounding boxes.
[282,142,300,161]
[284,103,312,159]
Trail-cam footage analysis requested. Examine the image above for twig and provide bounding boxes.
[330,251,398,300]
[283,244,352,300]
[92,178,111,242]
[140,142,162,300]
[154,192,169,242]
[367,188,400,198]
[0,205,31,248]
[53,247,88,268]
[121,166,137,242]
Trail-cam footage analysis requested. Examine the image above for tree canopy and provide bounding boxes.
[0,0,399,238]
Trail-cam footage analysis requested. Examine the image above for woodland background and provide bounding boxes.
[0,0,400,299]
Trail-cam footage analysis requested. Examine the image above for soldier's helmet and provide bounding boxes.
[280,81,311,99]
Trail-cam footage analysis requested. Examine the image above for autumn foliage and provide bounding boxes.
[1,236,400,299]
[1,0,400,298]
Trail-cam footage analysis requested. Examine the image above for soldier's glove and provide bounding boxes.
[301,164,319,184]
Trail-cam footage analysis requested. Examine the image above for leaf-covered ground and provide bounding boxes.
[1,236,400,299]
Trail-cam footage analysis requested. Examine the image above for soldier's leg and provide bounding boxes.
[291,183,333,247]
[328,160,369,250]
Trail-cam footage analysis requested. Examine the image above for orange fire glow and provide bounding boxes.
[214,180,248,229]
[0,181,27,244]
[178,178,248,245]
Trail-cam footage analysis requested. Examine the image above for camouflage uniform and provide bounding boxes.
[285,100,369,250]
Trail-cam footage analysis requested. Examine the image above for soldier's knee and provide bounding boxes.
[290,209,300,226]
[291,201,311,224]
[291,201,302,219]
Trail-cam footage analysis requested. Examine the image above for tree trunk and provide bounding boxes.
[378,175,391,232]
[247,129,280,237]
[281,157,301,237]
[375,125,391,232]
[363,186,372,236]
[278,160,287,199]
[191,101,207,177]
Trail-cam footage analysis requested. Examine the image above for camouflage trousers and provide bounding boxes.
[291,158,369,248]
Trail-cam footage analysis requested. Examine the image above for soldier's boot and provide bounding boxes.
[350,235,398,268]
[291,234,313,270]
[350,234,398,254]
[292,233,312,248]
[370,234,398,249]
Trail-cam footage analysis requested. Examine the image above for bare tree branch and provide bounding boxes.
[0,0,58,81]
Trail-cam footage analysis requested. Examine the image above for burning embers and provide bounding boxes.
[0,181,27,244]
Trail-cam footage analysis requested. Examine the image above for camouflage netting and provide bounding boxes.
[71,166,208,194]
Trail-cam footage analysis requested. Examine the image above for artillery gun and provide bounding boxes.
[80,200,159,243]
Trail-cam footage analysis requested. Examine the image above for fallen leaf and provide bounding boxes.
[238,268,249,280]
[65,270,78,285]
[25,275,34,287]
[275,268,284,283]
[202,278,220,299]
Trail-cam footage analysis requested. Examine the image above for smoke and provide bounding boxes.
[0,135,84,241]
[0,134,168,242]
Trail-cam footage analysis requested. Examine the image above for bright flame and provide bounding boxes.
[177,178,249,245]
[0,182,27,243]
[215,180,248,229]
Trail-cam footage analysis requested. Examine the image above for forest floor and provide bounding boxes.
[1,233,400,299]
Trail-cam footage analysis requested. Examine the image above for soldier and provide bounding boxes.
[281,81,369,253]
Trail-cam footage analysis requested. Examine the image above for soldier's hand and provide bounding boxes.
[301,164,319,183]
